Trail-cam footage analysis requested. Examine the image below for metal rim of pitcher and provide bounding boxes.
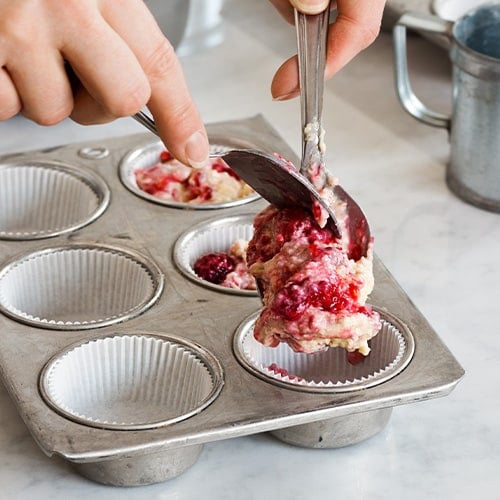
[392,2,500,129]
[451,2,500,76]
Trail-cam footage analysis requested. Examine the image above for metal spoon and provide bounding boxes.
[132,5,370,260]
[294,6,370,261]
[131,110,368,259]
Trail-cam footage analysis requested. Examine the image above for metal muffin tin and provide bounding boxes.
[0,115,464,486]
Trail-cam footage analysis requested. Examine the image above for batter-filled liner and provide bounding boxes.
[173,213,258,296]
[119,139,260,209]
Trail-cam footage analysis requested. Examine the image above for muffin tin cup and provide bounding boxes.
[39,333,224,430]
[0,161,109,240]
[0,244,164,330]
[119,139,260,209]
[270,407,393,449]
[73,444,204,487]
[173,213,258,296]
[235,307,413,448]
[233,308,415,393]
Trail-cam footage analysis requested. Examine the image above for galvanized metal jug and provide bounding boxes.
[393,3,500,212]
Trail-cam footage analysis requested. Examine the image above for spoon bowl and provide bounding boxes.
[216,149,341,238]
[217,149,370,261]
[132,110,370,260]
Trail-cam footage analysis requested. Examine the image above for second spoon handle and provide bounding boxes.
[133,110,159,137]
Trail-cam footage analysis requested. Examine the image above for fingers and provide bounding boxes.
[8,50,74,125]
[271,57,300,101]
[99,0,208,167]
[0,0,208,168]
[270,0,385,100]
[0,0,147,125]
[59,2,151,120]
[0,1,73,124]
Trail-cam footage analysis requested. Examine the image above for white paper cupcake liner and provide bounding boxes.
[0,161,109,240]
[39,333,224,430]
[119,139,260,209]
[0,244,164,330]
[173,213,258,296]
[233,308,414,393]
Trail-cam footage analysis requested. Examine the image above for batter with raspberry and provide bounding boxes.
[193,239,256,290]
[135,150,254,203]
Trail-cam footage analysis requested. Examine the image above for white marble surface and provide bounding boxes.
[0,1,499,499]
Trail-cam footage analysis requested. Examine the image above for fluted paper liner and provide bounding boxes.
[119,139,260,208]
[173,213,258,295]
[0,161,109,240]
[233,308,414,393]
[0,244,163,329]
[39,334,224,430]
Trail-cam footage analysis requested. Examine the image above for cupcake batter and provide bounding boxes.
[135,150,254,203]
[247,205,380,355]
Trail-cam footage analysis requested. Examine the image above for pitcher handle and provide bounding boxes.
[393,12,454,129]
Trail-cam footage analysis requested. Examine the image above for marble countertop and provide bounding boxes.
[0,1,498,499]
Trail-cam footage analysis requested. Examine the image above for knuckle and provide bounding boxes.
[166,99,197,131]
[0,86,21,121]
[24,103,72,126]
[103,80,151,118]
[141,36,178,84]
[0,103,20,121]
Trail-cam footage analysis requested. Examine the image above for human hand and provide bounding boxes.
[269,0,386,100]
[0,0,209,168]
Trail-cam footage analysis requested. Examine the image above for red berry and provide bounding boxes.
[212,160,241,180]
[194,253,235,284]
[187,171,213,201]
[347,350,366,365]
[272,282,309,320]
[160,150,173,162]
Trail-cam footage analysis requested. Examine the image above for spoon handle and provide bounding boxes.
[133,110,160,137]
[295,5,330,181]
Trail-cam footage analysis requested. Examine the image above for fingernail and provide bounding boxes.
[273,88,300,101]
[292,0,329,14]
[185,130,209,168]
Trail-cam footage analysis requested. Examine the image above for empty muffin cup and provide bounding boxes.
[39,333,224,430]
[0,244,164,329]
[119,139,260,209]
[233,308,414,393]
[0,160,109,240]
[173,213,258,296]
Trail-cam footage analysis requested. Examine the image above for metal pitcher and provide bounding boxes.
[393,3,500,212]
